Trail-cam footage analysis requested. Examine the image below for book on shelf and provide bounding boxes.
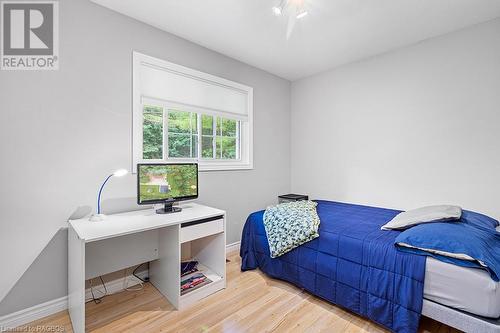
[181,260,199,277]
[180,272,212,295]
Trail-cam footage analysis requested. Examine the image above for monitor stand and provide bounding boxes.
[156,199,182,214]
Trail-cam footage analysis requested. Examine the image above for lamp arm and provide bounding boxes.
[97,174,113,214]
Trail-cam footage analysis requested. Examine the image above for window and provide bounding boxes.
[140,107,241,161]
[133,52,253,172]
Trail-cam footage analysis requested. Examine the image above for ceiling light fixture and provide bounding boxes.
[272,0,309,38]
[272,0,308,18]
[272,6,283,16]
[296,10,308,19]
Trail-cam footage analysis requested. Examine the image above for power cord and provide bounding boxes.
[86,276,107,304]
[85,263,149,304]
[133,262,150,283]
[123,263,148,292]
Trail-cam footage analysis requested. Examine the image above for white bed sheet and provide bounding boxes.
[424,257,500,318]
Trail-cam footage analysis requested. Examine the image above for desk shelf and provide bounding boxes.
[179,263,224,308]
[178,230,226,309]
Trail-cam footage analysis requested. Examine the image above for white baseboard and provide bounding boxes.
[0,296,68,329]
[0,242,240,329]
[226,241,240,254]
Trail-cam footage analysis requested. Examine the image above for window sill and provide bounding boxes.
[133,160,253,173]
[199,162,253,172]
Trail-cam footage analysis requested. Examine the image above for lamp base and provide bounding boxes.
[89,214,106,222]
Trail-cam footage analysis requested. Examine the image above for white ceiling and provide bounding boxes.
[91,0,500,80]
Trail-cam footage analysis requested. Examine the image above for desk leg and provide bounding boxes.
[68,226,85,333]
[150,225,180,309]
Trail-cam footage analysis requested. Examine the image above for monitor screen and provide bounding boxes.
[137,163,198,204]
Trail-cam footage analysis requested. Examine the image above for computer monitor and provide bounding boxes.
[137,163,198,214]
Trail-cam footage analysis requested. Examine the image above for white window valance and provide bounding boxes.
[135,53,251,121]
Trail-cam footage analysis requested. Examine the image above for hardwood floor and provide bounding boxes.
[21,252,461,333]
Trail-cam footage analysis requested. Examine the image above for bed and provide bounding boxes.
[240,200,500,333]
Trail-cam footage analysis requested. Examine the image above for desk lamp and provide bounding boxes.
[89,169,128,222]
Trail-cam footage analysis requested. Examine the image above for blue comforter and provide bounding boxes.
[241,200,426,333]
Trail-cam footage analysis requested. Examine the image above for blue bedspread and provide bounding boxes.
[240,200,426,333]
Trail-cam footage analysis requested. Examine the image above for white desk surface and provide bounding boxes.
[68,203,225,243]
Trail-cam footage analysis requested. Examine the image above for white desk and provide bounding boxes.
[68,203,226,333]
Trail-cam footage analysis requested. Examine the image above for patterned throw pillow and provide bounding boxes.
[263,200,320,258]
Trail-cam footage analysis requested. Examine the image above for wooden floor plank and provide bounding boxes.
[19,252,460,333]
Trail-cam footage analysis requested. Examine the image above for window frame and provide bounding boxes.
[133,52,253,173]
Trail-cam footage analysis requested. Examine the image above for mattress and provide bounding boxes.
[425,257,500,318]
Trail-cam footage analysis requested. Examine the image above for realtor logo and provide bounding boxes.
[1,1,59,70]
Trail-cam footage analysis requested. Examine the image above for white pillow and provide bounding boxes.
[381,205,462,230]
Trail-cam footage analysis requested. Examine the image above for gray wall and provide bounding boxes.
[0,229,68,316]
[0,0,290,315]
[291,19,500,217]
